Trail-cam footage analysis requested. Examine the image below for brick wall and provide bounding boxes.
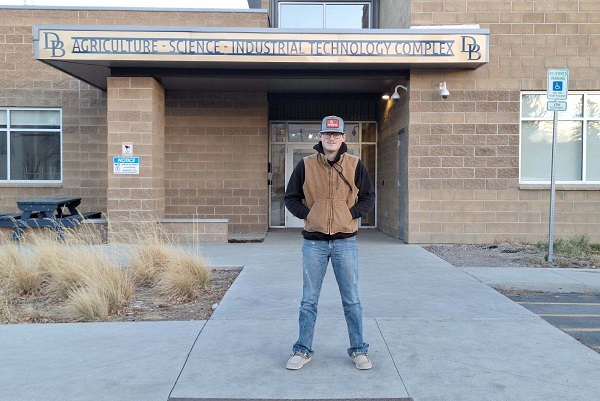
[164,91,269,234]
[407,1,600,243]
[0,8,268,233]
[106,77,165,235]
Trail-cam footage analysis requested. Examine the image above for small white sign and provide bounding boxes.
[113,156,140,175]
[547,68,569,100]
[122,142,133,155]
[547,101,567,111]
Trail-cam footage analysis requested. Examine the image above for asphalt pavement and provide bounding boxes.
[1,229,600,401]
[506,293,600,353]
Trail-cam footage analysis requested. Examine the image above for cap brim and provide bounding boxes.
[320,130,346,134]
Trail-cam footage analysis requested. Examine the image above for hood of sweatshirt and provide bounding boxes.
[313,141,348,164]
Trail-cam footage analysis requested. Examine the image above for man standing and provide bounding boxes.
[284,115,375,370]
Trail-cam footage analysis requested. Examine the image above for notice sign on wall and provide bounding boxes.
[113,156,140,174]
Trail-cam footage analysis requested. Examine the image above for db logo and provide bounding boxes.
[461,36,481,61]
[43,32,65,57]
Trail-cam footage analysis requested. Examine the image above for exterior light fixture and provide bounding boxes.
[381,93,390,100]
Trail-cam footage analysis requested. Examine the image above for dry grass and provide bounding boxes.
[155,250,212,302]
[0,216,214,322]
[130,241,211,302]
[0,245,44,295]
[64,257,134,321]
[0,288,11,322]
[125,218,212,301]
[129,243,171,287]
[67,285,111,321]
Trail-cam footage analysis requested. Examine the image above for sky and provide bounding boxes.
[0,0,249,8]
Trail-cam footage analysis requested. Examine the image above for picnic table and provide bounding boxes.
[0,197,102,240]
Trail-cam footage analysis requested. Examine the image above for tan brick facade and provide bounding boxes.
[0,4,598,244]
[106,77,165,241]
[164,92,269,233]
[403,1,600,243]
[0,8,269,237]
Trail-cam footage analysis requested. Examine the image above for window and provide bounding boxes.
[0,109,62,182]
[277,1,372,29]
[520,93,600,184]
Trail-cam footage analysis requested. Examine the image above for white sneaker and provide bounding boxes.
[286,352,311,370]
[352,353,372,370]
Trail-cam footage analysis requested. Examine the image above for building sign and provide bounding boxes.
[35,28,489,66]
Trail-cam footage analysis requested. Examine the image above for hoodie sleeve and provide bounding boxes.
[349,159,375,219]
[284,158,311,220]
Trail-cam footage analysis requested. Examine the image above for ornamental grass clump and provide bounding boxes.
[127,218,212,301]
[26,232,134,321]
[0,245,44,295]
[65,263,134,322]
[129,243,171,287]
[0,217,214,322]
[155,249,212,303]
[35,242,91,299]
[67,285,111,322]
[63,253,134,321]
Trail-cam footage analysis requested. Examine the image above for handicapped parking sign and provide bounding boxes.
[547,69,568,100]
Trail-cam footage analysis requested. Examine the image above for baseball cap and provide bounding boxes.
[320,115,345,134]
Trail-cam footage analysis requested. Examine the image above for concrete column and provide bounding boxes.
[106,77,165,242]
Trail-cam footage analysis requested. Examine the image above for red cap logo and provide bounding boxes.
[326,119,339,129]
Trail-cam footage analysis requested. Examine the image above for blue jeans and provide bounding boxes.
[293,237,369,357]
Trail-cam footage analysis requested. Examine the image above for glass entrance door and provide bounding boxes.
[285,146,317,227]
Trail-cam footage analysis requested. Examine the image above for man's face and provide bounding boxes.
[319,132,346,154]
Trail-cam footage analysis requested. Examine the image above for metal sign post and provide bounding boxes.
[548,109,559,262]
[546,69,569,262]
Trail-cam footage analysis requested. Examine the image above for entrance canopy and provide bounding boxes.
[34,26,489,93]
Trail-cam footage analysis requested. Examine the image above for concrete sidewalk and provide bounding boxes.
[1,229,600,401]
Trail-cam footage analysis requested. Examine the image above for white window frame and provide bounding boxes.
[277,1,373,29]
[0,108,63,183]
[519,91,600,185]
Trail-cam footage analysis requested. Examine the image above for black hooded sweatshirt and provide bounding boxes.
[284,142,375,240]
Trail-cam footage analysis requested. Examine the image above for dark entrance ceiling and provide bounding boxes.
[44,59,409,93]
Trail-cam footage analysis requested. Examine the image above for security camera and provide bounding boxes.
[439,82,450,99]
[391,84,407,102]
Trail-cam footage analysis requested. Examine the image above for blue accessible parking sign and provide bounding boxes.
[547,69,568,100]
